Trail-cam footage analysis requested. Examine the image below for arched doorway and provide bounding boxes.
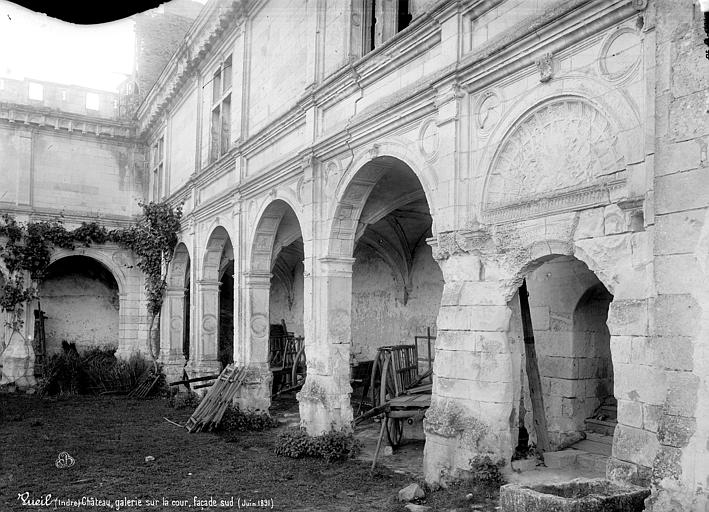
[199,226,233,374]
[164,243,190,378]
[349,161,442,384]
[248,200,305,407]
[508,256,615,461]
[305,155,442,434]
[39,256,120,355]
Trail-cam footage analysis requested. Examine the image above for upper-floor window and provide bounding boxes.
[210,54,232,164]
[28,82,43,101]
[86,92,100,111]
[356,0,412,56]
[151,135,165,200]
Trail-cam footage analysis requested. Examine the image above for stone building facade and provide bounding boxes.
[1,0,709,510]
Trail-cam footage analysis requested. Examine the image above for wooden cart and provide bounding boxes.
[269,320,306,392]
[384,388,431,447]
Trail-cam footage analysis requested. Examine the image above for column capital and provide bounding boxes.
[196,279,220,291]
[165,286,187,295]
[243,271,272,288]
[317,256,356,276]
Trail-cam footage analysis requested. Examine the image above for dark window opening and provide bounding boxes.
[397,0,412,32]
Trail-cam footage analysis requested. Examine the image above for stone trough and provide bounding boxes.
[499,478,650,512]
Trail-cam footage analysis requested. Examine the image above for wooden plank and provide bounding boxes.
[519,279,551,453]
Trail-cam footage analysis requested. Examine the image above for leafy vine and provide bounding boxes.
[0,202,182,360]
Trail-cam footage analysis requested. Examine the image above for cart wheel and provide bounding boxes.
[386,417,404,448]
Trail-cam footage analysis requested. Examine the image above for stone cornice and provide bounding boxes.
[136,0,247,139]
[0,203,138,228]
[0,102,135,141]
[456,0,635,93]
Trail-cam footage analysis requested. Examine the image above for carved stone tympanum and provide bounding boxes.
[484,99,625,212]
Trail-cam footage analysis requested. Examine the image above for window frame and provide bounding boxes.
[209,54,233,164]
[151,134,166,201]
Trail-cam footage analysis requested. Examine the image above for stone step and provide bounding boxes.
[585,418,617,436]
[576,451,609,474]
[599,404,617,417]
[585,432,613,445]
[572,439,612,457]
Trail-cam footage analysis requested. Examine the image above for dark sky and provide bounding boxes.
[8,0,165,24]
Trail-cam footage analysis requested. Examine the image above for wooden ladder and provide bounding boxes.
[185,364,247,433]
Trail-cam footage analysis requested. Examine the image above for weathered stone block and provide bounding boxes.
[664,371,699,417]
[607,457,652,487]
[499,479,650,512]
[457,281,508,306]
[609,336,632,364]
[617,399,643,429]
[398,483,425,502]
[655,139,702,176]
[604,204,628,235]
[654,210,705,255]
[658,415,696,448]
[653,294,700,337]
[542,449,578,469]
[654,254,698,295]
[613,424,660,467]
[642,404,663,433]
[607,300,648,336]
[655,167,709,215]
[437,305,511,332]
[541,356,578,379]
[574,208,605,240]
[548,378,578,398]
[614,363,666,405]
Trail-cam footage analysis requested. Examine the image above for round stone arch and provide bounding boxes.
[242,198,306,411]
[201,225,233,282]
[49,247,127,296]
[247,197,307,274]
[40,253,123,356]
[328,151,439,259]
[162,243,191,373]
[168,243,191,289]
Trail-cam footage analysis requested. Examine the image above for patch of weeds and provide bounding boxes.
[217,406,279,432]
[469,455,505,486]
[167,390,201,410]
[37,344,159,397]
[274,428,362,463]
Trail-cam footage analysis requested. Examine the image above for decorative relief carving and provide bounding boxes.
[296,176,305,205]
[250,313,268,338]
[202,314,217,334]
[599,28,641,82]
[484,99,625,215]
[418,118,440,161]
[170,316,183,332]
[475,90,502,134]
[536,52,554,82]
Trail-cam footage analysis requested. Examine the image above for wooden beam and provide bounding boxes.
[519,279,551,453]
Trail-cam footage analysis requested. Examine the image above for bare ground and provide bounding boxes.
[0,394,499,512]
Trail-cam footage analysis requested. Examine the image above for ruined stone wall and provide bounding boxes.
[40,257,120,355]
[646,2,709,510]
[351,242,442,362]
[269,261,305,337]
[0,124,145,219]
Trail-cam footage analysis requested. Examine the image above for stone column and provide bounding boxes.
[236,271,272,412]
[192,279,221,377]
[423,251,517,484]
[160,286,187,382]
[298,256,355,434]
